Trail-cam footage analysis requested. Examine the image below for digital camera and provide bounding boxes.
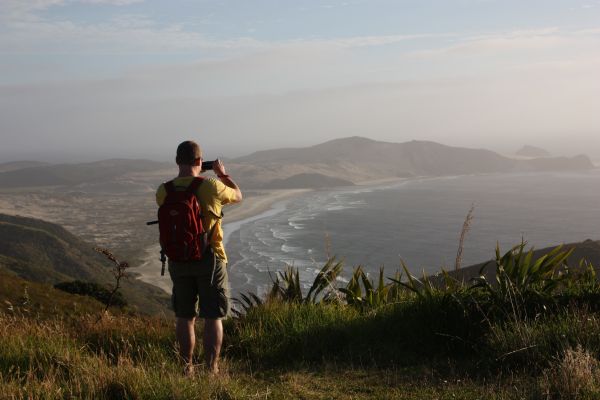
[202,160,215,170]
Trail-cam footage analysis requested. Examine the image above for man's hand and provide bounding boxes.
[213,159,227,177]
[213,159,242,203]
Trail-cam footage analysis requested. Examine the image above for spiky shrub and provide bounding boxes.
[237,257,344,308]
[270,266,303,302]
[391,261,467,300]
[471,242,574,320]
[558,260,600,310]
[232,291,264,317]
[339,267,404,311]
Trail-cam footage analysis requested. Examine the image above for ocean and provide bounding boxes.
[225,170,600,298]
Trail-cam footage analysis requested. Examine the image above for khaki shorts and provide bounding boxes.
[168,253,230,319]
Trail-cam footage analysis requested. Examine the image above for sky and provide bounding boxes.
[0,0,599,162]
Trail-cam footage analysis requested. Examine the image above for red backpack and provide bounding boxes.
[158,177,208,261]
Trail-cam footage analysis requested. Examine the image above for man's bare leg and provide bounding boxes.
[203,318,223,373]
[176,317,196,373]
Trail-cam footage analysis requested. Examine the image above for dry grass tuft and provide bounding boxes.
[540,346,600,399]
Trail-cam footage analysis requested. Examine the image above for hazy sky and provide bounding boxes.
[1,0,599,162]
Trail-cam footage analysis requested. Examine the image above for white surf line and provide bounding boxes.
[222,200,290,247]
[222,180,416,247]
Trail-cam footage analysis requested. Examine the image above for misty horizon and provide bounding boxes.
[2,135,600,165]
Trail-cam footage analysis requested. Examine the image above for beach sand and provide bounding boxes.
[224,189,312,223]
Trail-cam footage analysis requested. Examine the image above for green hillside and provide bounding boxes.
[0,268,107,318]
[0,214,169,314]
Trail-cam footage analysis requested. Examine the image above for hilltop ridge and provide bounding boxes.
[0,137,594,190]
[230,136,595,187]
[516,145,551,158]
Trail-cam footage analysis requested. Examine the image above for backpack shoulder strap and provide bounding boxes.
[164,180,175,194]
[187,177,204,194]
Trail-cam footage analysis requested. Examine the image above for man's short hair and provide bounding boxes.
[176,141,202,165]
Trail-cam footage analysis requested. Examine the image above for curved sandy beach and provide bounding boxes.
[223,189,312,223]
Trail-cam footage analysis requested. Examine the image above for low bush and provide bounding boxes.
[54,280,127,308]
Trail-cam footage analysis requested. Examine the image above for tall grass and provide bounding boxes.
[228,292,484,367]
[0,314,251,399]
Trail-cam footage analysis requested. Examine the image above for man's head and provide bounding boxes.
[176,140,202,166]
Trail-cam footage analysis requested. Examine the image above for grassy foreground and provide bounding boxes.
[2,306,600,399]
[4,243,600,399]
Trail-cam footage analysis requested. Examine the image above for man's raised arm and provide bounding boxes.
[213,159,242,203]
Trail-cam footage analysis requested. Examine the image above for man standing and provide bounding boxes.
[156,140,242,375]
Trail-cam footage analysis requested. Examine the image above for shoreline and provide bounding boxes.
[223,189,312,224]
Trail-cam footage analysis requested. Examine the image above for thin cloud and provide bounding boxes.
[1,0,143,19]
[0,0,451,57]
[311,33,453,48]
[0,8,447,56]
[0,0,66,22]
[79,0,144,5]
[573,27,600,35]
[0,14,265,55]
[409,27,595,58]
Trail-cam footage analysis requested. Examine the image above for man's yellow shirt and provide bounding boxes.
[155,176,238,262]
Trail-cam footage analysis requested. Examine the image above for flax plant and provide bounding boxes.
[471,242,573,319]
[339,266,403,310]
[261,257,343,304]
